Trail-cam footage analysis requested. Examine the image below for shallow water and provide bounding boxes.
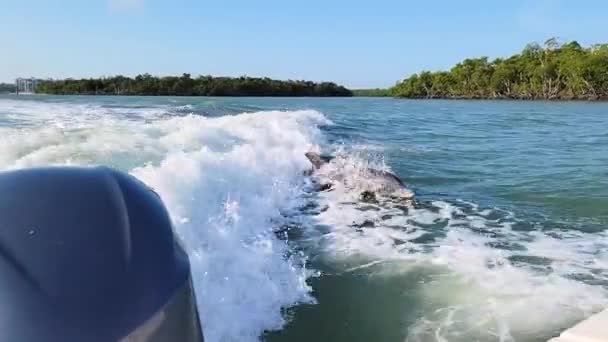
[1,95,607,342]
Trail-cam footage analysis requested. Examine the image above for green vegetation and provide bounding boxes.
[393,39,608,100]
[0,83,15,93]
[352,88,392,97]
[36,74,352,97]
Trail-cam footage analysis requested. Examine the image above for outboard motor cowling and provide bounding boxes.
[0,167,204,342]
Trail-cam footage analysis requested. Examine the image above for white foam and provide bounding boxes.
[303,153,608,341]
[0,97,329,342]
[3,97,608,341]
[0,97,168,125]
[131,111,328,341]
[413,226,607,341]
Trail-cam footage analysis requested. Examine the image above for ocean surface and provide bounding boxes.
[1,95,607,342]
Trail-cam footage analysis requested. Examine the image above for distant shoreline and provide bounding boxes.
[353,92,608,101]
[392,40,608,101]
[5,93,607,101]
[393,95,608,101]
[27,92,355,98]
[34,75,353,97]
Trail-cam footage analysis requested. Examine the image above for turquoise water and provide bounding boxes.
[1,95,607,341]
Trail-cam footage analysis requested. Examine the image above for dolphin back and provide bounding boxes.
[305,152,326,169]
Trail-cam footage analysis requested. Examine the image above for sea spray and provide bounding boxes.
[132,111,330,341]
[299,152,608,341]
[3,96,608,342]
[0,97,330,342]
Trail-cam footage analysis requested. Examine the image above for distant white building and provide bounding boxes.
[15,78,39,94]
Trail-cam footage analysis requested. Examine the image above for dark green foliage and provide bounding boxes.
[352,88,392,97]
[36,74,353,97]
[393,39,608,100]
[0,83,16,93]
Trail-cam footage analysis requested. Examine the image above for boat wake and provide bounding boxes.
[1,97,607,342]
[0,98,326,342]
[293,149,608,341]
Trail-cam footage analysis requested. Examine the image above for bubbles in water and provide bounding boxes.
[0,97,330,342]
[2,97,607,342]
[298,149,608,341]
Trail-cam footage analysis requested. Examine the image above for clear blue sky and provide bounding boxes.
[1,0,607,88]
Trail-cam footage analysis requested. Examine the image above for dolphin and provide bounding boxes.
[304,152,415,203]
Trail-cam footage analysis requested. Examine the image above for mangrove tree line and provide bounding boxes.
[393,39,608,100]
[0,83,15,93]
[36,74,353,97]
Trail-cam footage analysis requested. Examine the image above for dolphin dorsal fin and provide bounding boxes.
[305,152,326,169]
